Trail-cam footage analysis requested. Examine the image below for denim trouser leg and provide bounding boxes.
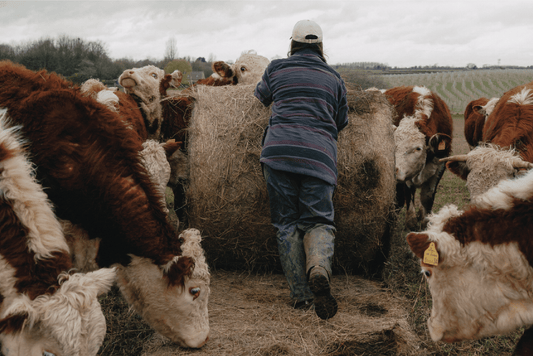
[263,165,313,301]
[276,225,314,301]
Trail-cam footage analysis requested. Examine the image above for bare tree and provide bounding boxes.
[164,37,178,62]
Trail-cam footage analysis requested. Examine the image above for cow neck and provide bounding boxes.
[443,200,533,265]
[0,195,71,299]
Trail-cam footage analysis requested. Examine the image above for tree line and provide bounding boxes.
[0,34,413,89]
[0,35,214,85]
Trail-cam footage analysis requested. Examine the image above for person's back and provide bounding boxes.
[256,47,348,185]
[254,20,348,320]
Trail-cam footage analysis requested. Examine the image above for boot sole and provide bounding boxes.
[309,274,337,320]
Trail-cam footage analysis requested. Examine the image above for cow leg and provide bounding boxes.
[513,326,533,356]
[404,184,418,231]
[418,162,446,229]
[173,182,187,227]
[395,182,407,211]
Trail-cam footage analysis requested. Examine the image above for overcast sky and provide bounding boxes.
[1,0,532,68]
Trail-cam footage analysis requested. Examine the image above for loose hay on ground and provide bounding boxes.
[185,85,397,275]
[141,271,424,356]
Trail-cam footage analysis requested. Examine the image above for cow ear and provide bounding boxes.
[473,105,484,114]
[170,70,183,88]
[0,312,29,335]
[406,232,435,259]
[160,74,172,95]
[428,134,451,158]
[213,61,234,79]
[164,256,195,288]
[162,139,182,158]
[446,161,470,180]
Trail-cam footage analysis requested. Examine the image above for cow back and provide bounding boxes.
[464,97,489,148]
[483,83,533,162]
[0,63,181,268]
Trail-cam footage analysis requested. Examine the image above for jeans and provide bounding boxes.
[263,164,336,302]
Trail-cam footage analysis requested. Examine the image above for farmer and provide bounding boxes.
[254,19,349,320]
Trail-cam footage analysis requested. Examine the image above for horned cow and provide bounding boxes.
[443,83,533,201]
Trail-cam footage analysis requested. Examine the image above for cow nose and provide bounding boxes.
[198,335,209,348]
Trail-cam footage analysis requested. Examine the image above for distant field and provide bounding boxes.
[382,69,533,114]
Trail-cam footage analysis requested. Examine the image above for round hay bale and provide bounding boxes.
[186,85,396,276]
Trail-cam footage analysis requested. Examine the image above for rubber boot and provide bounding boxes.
[276,227,314,305]
[304,224,338,320]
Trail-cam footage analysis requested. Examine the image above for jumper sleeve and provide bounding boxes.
[254,68,273,107]
[336,79,349,132]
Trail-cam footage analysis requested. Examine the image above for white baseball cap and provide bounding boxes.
[291,20,323,44]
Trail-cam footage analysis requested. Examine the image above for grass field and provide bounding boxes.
[382,69,533,114]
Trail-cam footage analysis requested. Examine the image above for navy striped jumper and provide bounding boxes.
[254,48,349,185]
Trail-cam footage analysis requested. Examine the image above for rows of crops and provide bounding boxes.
[383,69,533,113]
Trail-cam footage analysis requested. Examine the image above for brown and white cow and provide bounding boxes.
[384,86,453,230]
[194,51,270,87]
[0,61,210,348]
[0,111,116,356]
[464,97,490,149]
[406,167,533,355]
[118,65,182,140]
[88,70,191,224]
[443,83,533,201]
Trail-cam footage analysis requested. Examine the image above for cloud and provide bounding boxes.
[1,0,532,67]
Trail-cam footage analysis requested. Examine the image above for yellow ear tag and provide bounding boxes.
[423,242,439,266]
[438,141,446,151]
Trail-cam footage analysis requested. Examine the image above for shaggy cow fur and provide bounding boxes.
[483,83,533,162]
[0,110,115,356]
[0,60,209,348]
[442,144,533,200]
[406,166,533,355]
[443,84,533,201]
[464,97,499,149]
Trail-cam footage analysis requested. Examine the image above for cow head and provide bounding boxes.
[210,51,270,86]
[406,204,533,343]
[393,116,429,182]
[232,52,270,85]
[441,144,533,201]
[0,268,116,356]
[119,65,165,138]
[115,228,210,348]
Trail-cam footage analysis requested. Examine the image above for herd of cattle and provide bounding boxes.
[0,54,532,355]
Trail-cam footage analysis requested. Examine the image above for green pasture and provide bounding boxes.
[383,69,533,114]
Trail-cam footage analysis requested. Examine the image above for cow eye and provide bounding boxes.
[189,287,201,300]
[151,73,158,79]
[423,270,431,278]
[416,147,422,151]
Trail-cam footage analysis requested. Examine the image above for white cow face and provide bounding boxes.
[394,116,427,182]
[442,145,533,201]
[0,268,116,356]
[118,65,165,137]
[233,53,270,85]
[115,229,210,348]
[406,206,533,343]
